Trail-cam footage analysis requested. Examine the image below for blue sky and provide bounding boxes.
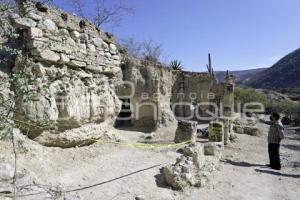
[54,0,300,72]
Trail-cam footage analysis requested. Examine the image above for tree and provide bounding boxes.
[63,0,134,28]
[119,38,164,63]
[141,40,163,62]
[119,37,142,58]
[93,0,134,28]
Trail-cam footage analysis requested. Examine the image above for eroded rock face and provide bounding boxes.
[9,1,122,146]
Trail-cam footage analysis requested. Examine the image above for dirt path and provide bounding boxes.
[180,124,300,200]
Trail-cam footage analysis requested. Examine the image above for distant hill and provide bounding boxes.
[216,68,267,85]
[247,48,300,90]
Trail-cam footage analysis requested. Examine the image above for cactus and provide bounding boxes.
[206,53,214,76]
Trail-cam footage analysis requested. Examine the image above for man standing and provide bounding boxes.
[261,112,285,170]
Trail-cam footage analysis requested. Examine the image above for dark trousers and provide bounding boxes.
[268,143,281,170]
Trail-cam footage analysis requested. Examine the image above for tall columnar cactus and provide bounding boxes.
[206,53,214,76]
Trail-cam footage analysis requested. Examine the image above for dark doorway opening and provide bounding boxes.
[115,98,132,127]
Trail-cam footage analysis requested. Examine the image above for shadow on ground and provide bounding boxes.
[255,169,300,178]
[282,144,300,151]
[222,159,267,168]
[154,168,170,189]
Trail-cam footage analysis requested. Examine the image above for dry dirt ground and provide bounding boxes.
[1,122,300,200]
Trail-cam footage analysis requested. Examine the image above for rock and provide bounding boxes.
[70,30,81,40]
[208,121,224,142]
[11,16,37,29]
[109,43,117,54]
[104,52,111,58]
[203,142,223,158]
[0,163,14,181]
[86,65,103,73]
[43,19,57,31]
[66,37,76,46]
[78,43,86,51]
[69,60,87,68]
[28,12,43,21]
[102,42,109,49]
[243,126,260,136]
[135,196,146,200]
[80,33,89,41]
[28,27,43,38]
[87,44,96,52]
[92,37,103,47]
[233,124,243,134]
[162,145,204,190]
[112,55,120,60]
[39,50,60,62]
[31,63,45,77]
[174,120,197,143]
[60,53,70,63]
[59,29,69,36]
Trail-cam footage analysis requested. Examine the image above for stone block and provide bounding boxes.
[243,126,260,136]
[70,30,81,40]
[11,16,37,29]
[174,120,197,143]
[69,60,87,68]
[28,27,43,38]
[28,12,43,21]
[208,121,224,142]
[92,37,103,47]
[31,63,45,77]
[43,19,57,31]
[109,43,117,54]
[60,53,70,63]
[39,50,60,62]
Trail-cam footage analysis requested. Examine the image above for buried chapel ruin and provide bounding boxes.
[2,1,236,147]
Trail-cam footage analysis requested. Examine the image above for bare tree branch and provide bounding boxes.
[93,0,134,28]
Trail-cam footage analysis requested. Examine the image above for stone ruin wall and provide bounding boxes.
[116,58,177,131]
[3,1,235,147]
[118,59,235,129]
[10,1,122,140]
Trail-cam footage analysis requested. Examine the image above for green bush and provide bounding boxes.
[234,87,269,111]
[235,87,300,125]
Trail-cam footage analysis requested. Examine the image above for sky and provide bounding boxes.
[54,0,300,72]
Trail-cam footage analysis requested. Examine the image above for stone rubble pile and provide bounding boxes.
[162,144,220,191]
